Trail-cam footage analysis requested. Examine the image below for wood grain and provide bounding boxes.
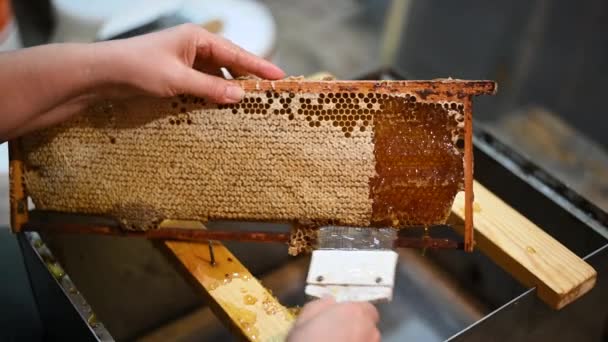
[8,139,27,232]
[235,79,497,99]
[462,97,474,252]
[164,240,295,341]
[452,181,597,309]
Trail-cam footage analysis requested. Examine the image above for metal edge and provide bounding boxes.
[473,126,608,241]
[445,243,608,341]
[22,231,114,341]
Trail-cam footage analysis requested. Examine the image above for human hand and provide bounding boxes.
[287,297,381,342]
[96,23,284,103]
[0,23,285,140]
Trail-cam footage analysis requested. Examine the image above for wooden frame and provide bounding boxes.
[8,79,505,340]
[9,79,497,250]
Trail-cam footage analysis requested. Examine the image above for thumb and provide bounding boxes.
[177,67,245,103]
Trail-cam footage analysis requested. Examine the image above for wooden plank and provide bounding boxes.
[164,240,296,341]
[138,257,310,342]
[451,180,597,309]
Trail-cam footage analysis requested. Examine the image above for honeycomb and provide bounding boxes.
[287,225,317,256]
[370,97,465,227]
[18,80,491,243]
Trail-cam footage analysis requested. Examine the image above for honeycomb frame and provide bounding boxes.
[10,79,496,252]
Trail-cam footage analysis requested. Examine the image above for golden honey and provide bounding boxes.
[18,80,494,255]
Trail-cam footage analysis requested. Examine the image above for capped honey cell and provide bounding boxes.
[18,79,495,258]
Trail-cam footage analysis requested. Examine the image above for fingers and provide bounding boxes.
[196,29,284,80]
[359,302,380,324]
[342,302,380,324]
[342,302,380,342]
[192,59,245,80]
[288,299,381,342]
[295,299,379,329]
[357,320,381,342]
[193,60,224,78]
[295,297,336,326]
[223,67,248,79]
[178,67,244,103]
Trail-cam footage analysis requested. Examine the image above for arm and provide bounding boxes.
[0,43,102,140]
[0,23,284,141]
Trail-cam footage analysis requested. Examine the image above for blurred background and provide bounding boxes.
[1,0,607,341]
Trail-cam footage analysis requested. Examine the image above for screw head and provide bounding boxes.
[316,275,324,282]
[375,277,382,284]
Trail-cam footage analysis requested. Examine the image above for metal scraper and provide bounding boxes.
[305,226,399,303]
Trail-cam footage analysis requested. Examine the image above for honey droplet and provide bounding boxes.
[526,246,536,254]
[87,313,97,326]
[287,306,302,317]
[47,263,65,279]
[473,202,481,213]
[262,294,281,315]
[244,294,258,305]
[33,238,43,248]
[220,299,259,340]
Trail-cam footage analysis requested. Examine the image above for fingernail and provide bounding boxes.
[225,85,245,102]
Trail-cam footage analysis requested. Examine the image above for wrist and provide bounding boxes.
[78,40,137,100]
[84,41,122,90]
[42,42,119,105]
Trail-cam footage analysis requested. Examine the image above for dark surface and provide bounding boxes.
[0,228,43,341]
[10,0,53,46]
[473,136,607,257]
[395,0,608,149]
[17,233,99,342]
[450,244,608,342]
[36,222,295,341]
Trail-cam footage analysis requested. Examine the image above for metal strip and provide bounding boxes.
[19,231,113,341]
[473,128,608,240]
